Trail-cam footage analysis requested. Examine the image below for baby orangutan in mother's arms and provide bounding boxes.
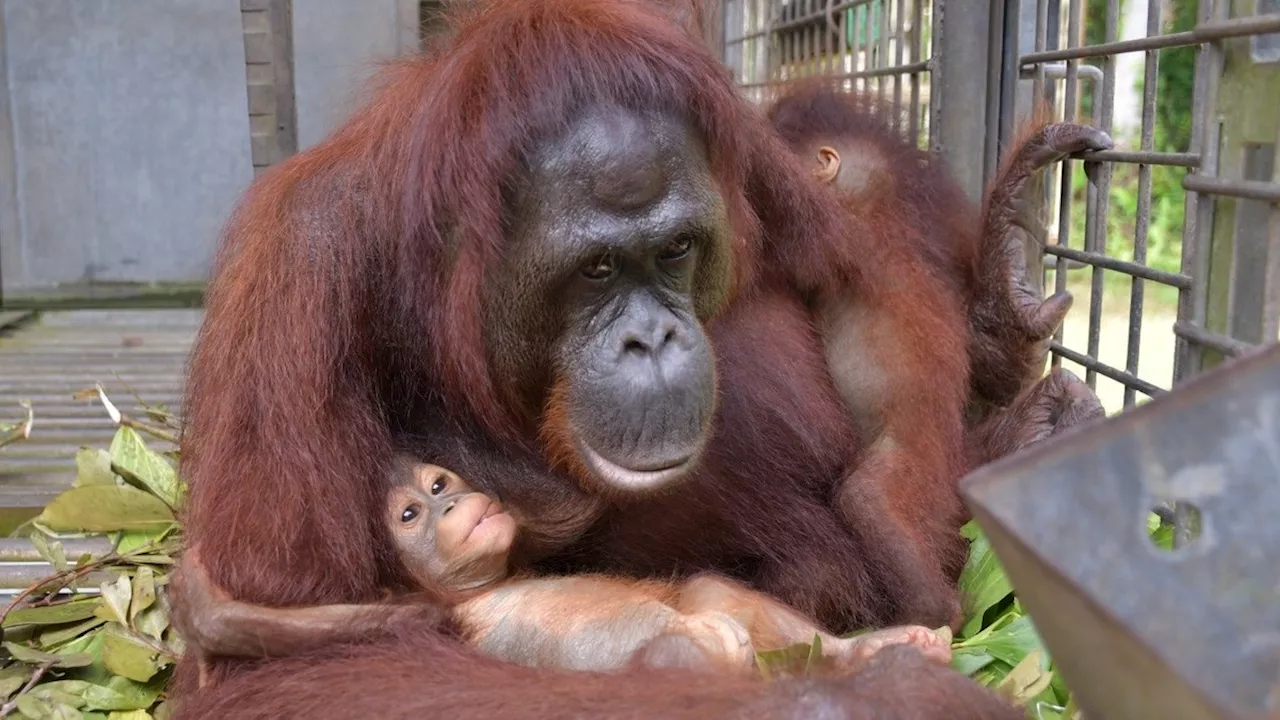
[176,456,952,677]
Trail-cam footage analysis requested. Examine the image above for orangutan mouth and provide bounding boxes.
[576,440,699,493]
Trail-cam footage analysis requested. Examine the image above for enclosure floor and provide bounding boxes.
[0,310,199,529]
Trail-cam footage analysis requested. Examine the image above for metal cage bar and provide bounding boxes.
[724,0,1279,416]
[722,0,938,145]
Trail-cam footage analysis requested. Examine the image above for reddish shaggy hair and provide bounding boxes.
[181,0,854,610]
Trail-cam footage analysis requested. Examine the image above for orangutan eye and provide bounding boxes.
[430,478,447,495]
[400,505,421,523]
[658,234,693,262]
[581,252,617,281]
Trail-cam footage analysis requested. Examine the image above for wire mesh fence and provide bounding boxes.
[722,0,936,146]
[721,0,1280,415]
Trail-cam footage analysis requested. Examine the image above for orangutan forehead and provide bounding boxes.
[520,104,709,210]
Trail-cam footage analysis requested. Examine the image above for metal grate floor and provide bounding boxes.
[0,310,200,524]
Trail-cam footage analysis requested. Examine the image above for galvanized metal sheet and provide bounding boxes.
[962,343,1280,720]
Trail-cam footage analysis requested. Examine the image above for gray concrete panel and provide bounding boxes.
[292,0,418,151]
[0,0,253,294]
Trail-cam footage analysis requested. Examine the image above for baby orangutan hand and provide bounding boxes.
[830,625,953,674]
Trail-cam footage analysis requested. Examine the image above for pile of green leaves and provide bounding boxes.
[0,392,184,720]
[757,515,1176,719]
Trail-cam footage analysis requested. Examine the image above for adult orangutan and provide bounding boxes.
[173,0,1069,717]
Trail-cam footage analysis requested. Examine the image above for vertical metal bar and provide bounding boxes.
[1172,0,1226,552]
[895,0,907,126]
[854,4,864,95]
[810,0,819,78]
[910,0,923,143]
[1174,0,1223,386]
[985,0,1007,184]
[801,0,810,79]
[1022,0,1052,296]
[778,0,788,85]
[879,0,891,102]
[997,0,1021,162]
[839,0,852,93]
[931,0,995,199]
[821,0,832,78]
[763,0,775,97]
[1050,0,1081,368]
[1032,0,1048,102]
[1082,0,1118,390]
[862,1,873,95]
[1123,0,1164,408]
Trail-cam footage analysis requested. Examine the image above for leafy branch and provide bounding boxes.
[0,402,33,452]
[0,387,184,720]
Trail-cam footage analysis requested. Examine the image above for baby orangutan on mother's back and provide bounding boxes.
[175,456,952,677]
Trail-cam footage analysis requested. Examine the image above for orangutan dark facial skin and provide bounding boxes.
[483,104,734,494]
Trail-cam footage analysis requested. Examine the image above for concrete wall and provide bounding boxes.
[292,0,419,151]
[0,0,254,294]
[0,0,421,300]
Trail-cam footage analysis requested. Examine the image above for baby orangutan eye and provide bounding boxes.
[430,478,447,495]
[400,505,420,523]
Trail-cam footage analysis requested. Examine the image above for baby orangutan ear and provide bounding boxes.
[814,146,841,184]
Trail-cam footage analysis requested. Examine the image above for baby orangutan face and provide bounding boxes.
[386,461,519,591]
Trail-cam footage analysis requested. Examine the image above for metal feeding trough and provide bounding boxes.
[961,344,1280,720]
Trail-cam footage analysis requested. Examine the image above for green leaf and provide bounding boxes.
[74,449,118,488]
[970,616,1047,668]
[54,628,105,663]
[101,629,163,683]
[29,683,87,710]
[1050,665,1072,705]
[957,521,1014,638]
[2,642,93,668]
[50,705,85,720]
[0,674,25,700]
[755,638,819,680]
[38,486,174,534]
[971,659,1013,688]
[1151,523,1175,551]
[108,429,182,509]
[38,617,108,650]
[15,692,54,719]
[133,605,168,643]
[96,577,132,627]
[4,599,102,628]
[33,682,91,701]
[114,527,175,556]
[994,650,1054,706]
[29,533,68,574]
[804,633,823,673]
[79,676,162,712]
[108,712,153,720]
[128,568,156,624]
[950,647,997,676]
